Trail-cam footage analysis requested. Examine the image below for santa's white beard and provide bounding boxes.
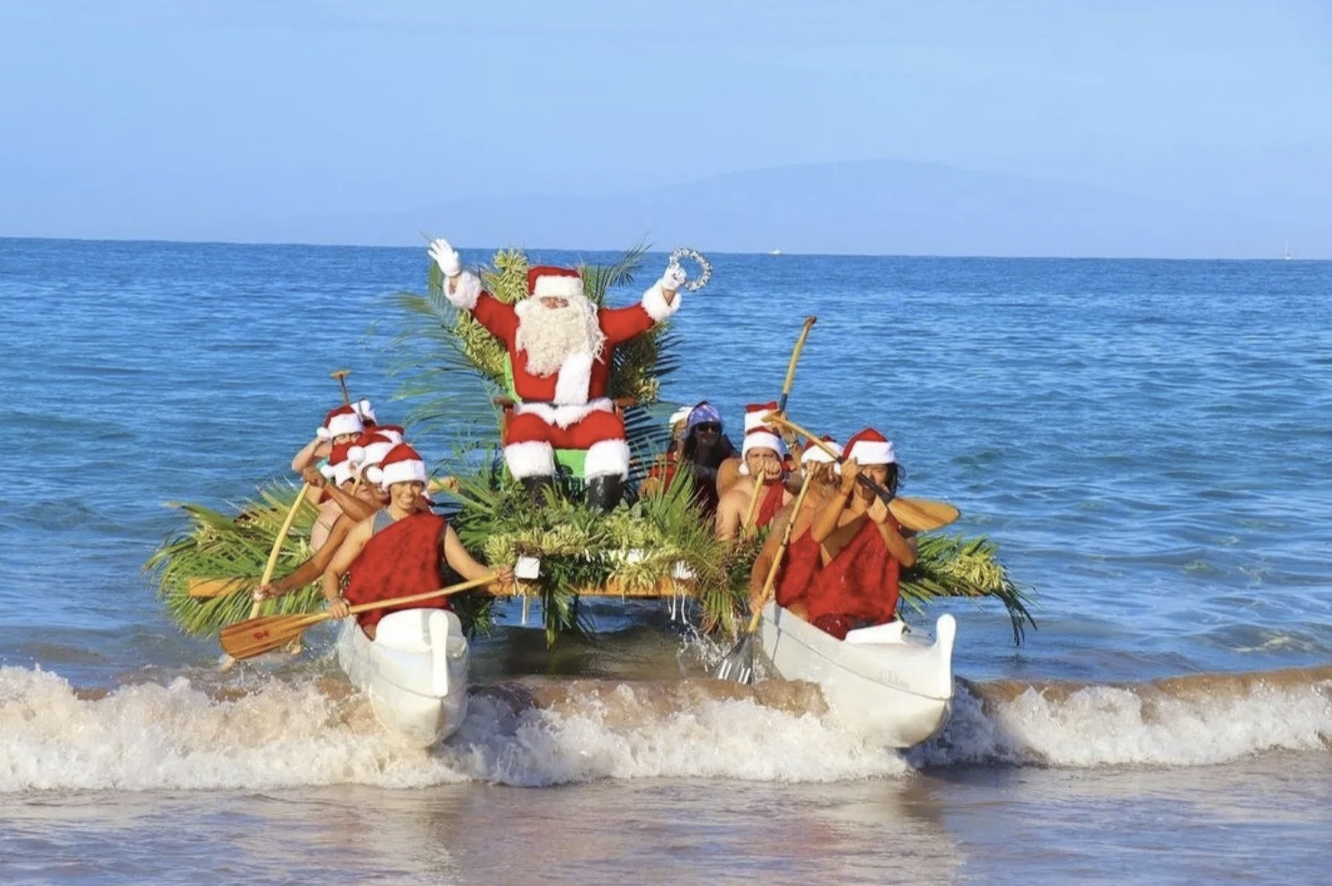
[514,296,606,377]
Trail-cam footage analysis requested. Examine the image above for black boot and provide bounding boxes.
[585,474,624,514]
[521,474,556,505]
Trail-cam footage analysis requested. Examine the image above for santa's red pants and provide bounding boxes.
[503,406,630,480]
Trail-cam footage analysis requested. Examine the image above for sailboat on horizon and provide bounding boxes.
[1283,241,1293,261]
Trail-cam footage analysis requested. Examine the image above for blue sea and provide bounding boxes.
[2,237,1330,884]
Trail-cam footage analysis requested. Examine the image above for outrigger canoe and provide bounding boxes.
[758,603,956,748]
[334,608,470,747]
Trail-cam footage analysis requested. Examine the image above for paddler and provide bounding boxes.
[748,436,843,615]
[305,440,381,551]
[714,410,793,542]
[292,403,366,474]
[320,443,506,639]
[252,430,399,601]
[801,428,916,639]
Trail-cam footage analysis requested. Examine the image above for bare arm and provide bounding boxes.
[321,517,373,618]
[292,438,328,473]
[321,482,380,523]
[811,459,857,544]
[714,488,744,542]
[441,524,495,583]
[257,514,361,598]
[869,498,917,567]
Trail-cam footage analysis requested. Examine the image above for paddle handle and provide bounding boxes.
[331,369,351,405]
[246,572,501,641]
[776,316,816,414]
[746,469,817,635]
[741,477,766,535]
[243,481,311,624]
[766,413,895,504]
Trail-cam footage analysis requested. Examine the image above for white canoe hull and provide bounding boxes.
[759,603,956,748]
[335,608,470,748]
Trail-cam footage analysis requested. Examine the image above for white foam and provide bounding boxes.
[913,678,1332,767]
[0,667,907,792]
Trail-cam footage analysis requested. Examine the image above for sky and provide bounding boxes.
[1,0,1329,257]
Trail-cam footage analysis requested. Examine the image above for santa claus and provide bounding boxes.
[428,237,686,511]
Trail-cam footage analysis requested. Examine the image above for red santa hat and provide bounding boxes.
[743,401,780,433]
[375,443,429,489]
[844,428,897,466]
[348,431,397,475]
[741,425,787,460]
[369,424,405,445]
[527,265,585,300]
[319,441,358,486]
[317,404,365,441]
[800,435,842,465]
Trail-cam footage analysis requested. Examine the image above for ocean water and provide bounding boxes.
[1,236,1330,884]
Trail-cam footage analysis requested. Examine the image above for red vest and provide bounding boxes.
[344,511,448,631]
[755,480,787,528]
[804,518,900,627]
[774,529,822,609]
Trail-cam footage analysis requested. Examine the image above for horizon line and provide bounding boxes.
[0,234,1321,263]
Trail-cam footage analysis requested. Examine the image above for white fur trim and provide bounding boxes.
[583,438,631,479]
[354,399,376,422]
[640,282,681,323]
[801,443,842,464]
[360,441,394,466]
[332,461,357,486]
[847,440,896,465]
[744,409,775,433]
[515,398,612,430]
[323,412,363,439]
[532,275,584,300]
[319,462,337,480]
[445,271,482,311]
[379,458,428,488]
[504,440,556,479]
[553,351,594,406]
[742,430,786,459]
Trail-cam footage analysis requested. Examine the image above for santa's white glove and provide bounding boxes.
[660,264,687,292]
[428,238,461,278]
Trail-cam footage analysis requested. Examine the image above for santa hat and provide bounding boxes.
[375,443,429,489]
[845,428,897,466]
[743,401,780,433]
[800,435,842,465]
[369,423,405,445]
[741,426,787,460]
[352,398,376,424]
[319,441,358,486]
[348,431,397,479]
[527,265,584,300]
[317,404,364,441]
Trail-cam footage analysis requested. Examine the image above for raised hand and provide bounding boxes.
[661,263,687,292]
[428,238,461,277]
[840,457,861,495]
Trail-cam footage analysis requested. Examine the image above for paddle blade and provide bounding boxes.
[188,577,252,598]
[891,497,961,533]
[711,633,757,684]
[219,613,323,661]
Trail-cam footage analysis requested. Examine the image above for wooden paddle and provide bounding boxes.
[330,369,352,405]
[765,413,961,533]
[740,476,766,537]
[778,317,816,414]
[712,468,818,683]
[188,576,251,599]
[219,481,311,668]
[219,573,498,661]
